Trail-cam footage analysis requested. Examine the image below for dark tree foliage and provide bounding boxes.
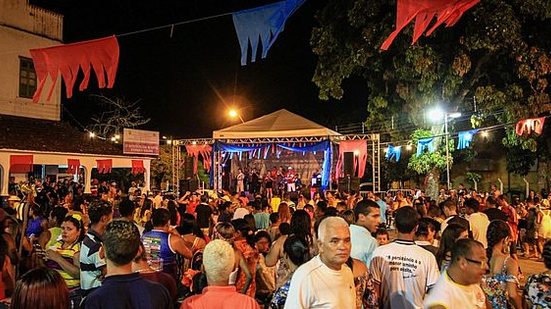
[311,0,551,176]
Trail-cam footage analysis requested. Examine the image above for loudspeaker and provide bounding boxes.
[179,178,199,193]
[338,177,360,192]
[343,152,355,176]
[183,156,194,178]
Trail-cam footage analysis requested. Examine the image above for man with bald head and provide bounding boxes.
[284,216,356,308]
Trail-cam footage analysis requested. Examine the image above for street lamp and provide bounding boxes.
[228,109,245,124]
[427,106,461,190]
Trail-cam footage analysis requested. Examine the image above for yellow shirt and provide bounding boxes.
[271,197,281,212]
[48,241,80,289]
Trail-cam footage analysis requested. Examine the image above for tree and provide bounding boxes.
[407,129,452,176]
[150,145,173,189]
[311,0,551,177]
[86,94,151,138]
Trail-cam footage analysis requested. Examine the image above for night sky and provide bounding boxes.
[32,0,369,138]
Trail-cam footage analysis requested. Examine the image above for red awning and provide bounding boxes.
[131,160,145,175]
[96,159,112,174]
[10,155,33,173]
[67,159,80,175]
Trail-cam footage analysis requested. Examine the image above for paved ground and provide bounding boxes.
[518,257,546,284]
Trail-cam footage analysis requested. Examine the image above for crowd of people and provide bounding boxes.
[0,177,550,308]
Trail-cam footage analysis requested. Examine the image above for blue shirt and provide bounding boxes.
[376,199,387,224]
[253,212,270,230]
[349,224,378,266]
[141,230,177,279]
[84,273,171,309]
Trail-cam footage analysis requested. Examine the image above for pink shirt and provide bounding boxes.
[181,286,260,309]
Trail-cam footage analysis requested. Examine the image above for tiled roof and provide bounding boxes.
[0,114,147,156]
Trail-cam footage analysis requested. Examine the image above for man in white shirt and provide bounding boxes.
[424,239,488,309]
[465,198,490,248]
[370,206,440,309]
[284,217,356,309]
[350,199,381,266]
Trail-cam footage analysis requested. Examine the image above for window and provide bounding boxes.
[19,57,37,98]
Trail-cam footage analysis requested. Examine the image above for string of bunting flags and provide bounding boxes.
[384,116,548,162]
[28,0,306,102]
[27,0,480,102]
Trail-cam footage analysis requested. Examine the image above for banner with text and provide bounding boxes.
[123,128,159,155]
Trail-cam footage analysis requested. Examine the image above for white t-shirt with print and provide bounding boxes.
[424,271,486,309]
[370,240,440,309]
[284,255,356,309]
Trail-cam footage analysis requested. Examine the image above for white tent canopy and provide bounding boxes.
[213,109,341,139]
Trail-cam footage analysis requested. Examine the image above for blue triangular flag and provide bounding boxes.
[232,0,305,65]
[386,145,402,162]
[416,138,435,157]
[457,129,479,150]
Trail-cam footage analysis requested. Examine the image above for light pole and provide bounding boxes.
[427,107,461,190]
[444,113,450,190]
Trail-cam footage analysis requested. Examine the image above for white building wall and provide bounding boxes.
[0,149,152,195]
[0,0,63,121]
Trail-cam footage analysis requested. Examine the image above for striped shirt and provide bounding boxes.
[80,229,106,293]
[46,240,80,288]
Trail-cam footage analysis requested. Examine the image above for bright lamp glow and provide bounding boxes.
[481,131,489,138]
[229,109,238,118]
[426,107,445,123]
[89,132,95,138]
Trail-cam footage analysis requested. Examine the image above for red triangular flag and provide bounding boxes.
[30,36,119,102]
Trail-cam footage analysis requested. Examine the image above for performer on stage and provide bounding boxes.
[286,167,296,192]
[276,166,285,196]
[236,168,245,193]
[264,171,274,201]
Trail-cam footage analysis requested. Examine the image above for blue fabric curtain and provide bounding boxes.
[276,140,331,189]
[457,129,478,150]
[416,138,435,156]
[232,0,305,65]
[213,142,264,153]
